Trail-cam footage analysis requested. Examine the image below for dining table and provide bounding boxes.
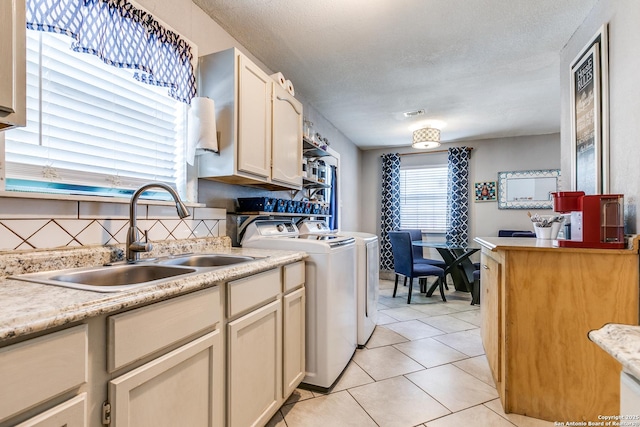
[411,241,480,294]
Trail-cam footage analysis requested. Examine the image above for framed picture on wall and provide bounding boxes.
[474,181,496,202]
[570,24,609,195]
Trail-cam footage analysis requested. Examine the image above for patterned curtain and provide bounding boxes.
[446,147,470,245]
[328,165,338,230]
[26,0,196,103]
[380,153,401,270]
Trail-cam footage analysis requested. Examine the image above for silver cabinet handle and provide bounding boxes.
[276,95,302,114]
[482,264,489,269]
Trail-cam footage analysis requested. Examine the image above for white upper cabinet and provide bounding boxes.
[272,83,303,188]
[237,54,272,179]
[0,0,26,130]
[197,48,302,190]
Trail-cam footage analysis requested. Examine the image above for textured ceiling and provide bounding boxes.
[193,0,597,149]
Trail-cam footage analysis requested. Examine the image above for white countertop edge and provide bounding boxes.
[589,323,640,381]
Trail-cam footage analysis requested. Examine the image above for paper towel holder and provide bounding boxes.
[196,131,220,155]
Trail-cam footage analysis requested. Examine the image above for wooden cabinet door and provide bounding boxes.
[0,0,25,129]
[227,299,282,427]
[480,253,501,386]
[237,54,272,179]
[14,394,87,427]
[283,287,305,397]
[271,84,302,188]
[109,331,223,427]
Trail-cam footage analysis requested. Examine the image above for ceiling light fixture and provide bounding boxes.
[412,127,441,149]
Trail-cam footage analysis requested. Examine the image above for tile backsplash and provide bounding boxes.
[0,195,226,251]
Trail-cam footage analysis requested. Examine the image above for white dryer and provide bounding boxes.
[241,219,356,391]
[340,231,379,347]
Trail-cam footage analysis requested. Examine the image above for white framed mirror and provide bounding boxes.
[497,169,561,209]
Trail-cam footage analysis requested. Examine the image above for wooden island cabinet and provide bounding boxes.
[475,236,640,422]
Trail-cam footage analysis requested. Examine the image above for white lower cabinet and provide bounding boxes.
[0,261,305,427]
[227,300,282,427]
[109,331,222,427]
[105,287,223,427]
[14,393,87,427]
[0,324,88,426]
[283,286,305,398]
[226,261,306,427]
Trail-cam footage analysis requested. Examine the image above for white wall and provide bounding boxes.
[135,0,362,234]
[470,134,561,237]
[560,0,640,233]
[135,0,264,64]
[93,0,580,241]
[360,134,561,240]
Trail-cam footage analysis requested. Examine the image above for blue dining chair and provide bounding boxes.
[472,269,481,305]
[402,228,448,290]
[388,231,446,303]
[401,228,447,269]
[498,229,535,237]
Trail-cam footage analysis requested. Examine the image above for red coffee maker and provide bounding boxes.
[551,191,625,249]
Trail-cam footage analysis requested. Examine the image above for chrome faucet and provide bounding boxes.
[126,182,190,263]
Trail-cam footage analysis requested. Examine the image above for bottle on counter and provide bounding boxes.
[317,160,326,183]
[308,159,318,181]
[303,118,313,140]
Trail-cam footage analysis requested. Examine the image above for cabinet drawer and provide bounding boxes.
[228,268,281,318]
[14,393,87,427]
[283,261,305,293]
[0,325,88,423]
[108,286,220,372]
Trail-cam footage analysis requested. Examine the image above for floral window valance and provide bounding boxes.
[26,0,196,103]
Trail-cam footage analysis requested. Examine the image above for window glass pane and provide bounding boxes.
[400,166,448,232]
[4,30,186,198]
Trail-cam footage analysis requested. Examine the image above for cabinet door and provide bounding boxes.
[14,394,87,427]
[480,253,501,386]
[283,287,305,398]
[109,331,223,427]
[228,299,282,427]
[0,325,87,424]
[0,0,26,129]
[237,54,272,179]
[271,84,302,188]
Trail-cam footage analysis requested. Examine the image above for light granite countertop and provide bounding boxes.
[0,237,306,342]
[474,235,639,254]
[589,323,640,381]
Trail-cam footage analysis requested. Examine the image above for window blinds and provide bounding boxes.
[4,30,185,195]
[400,166,448,232]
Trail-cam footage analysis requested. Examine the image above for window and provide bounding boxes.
[399,166,448,232]
[4,29,187,199]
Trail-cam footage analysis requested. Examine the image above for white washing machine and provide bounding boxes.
[241,219,357,391]
[340,231,379,347]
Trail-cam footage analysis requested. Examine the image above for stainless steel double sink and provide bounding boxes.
[10,254,258,292]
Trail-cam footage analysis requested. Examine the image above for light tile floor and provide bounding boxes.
[267,279,554,427]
